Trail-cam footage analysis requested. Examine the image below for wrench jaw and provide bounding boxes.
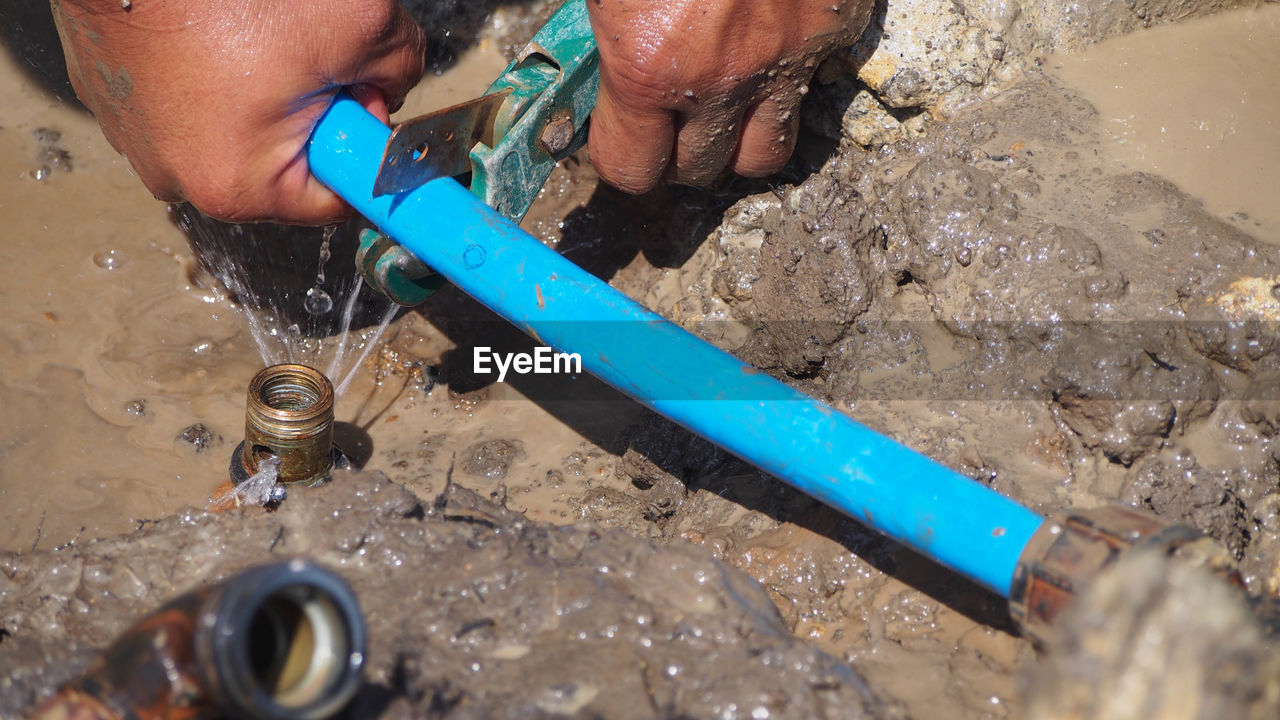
[1009,505,1240,645]
[362,0,599,306]
[355,228,446,307]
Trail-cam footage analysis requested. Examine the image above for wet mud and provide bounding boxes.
[0,471,901,719]
[3,0,1280,718]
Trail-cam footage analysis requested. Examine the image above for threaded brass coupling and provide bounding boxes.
[232,364,346,488]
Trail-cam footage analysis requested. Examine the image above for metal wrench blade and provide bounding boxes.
[373,90,510,197]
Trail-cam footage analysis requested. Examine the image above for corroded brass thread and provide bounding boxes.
[241,364,335,486]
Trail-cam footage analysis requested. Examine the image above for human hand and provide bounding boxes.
[50,0,425,224]
[584,0,873,194]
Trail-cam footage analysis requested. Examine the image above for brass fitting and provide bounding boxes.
[1009,505,1238,645]
[232,364,345,488]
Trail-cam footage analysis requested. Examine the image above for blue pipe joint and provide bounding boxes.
[307,93,1045,598]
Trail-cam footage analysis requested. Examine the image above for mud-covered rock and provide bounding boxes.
[1123,451,1252,559]
[1240,373,1280,435]
[710,162,877,377]
[0,472,900,720]
[1048,330,1219,466]
[845,0,1009,111]
[807,0,1264,150]
[1025,547,1280,719]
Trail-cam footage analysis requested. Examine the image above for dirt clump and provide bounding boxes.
[460,438,527,479]
[1025,547,1280,719]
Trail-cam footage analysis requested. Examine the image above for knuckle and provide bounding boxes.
[588,136,663,195]
[592,156,658,195]
[348,1,400,42]
[601,43,684,108]
[735,139,793,177]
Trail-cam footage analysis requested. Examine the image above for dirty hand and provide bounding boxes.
[585,0,872,194]
[50,0,425,224]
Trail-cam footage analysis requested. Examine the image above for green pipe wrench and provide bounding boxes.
[357,0,599,306]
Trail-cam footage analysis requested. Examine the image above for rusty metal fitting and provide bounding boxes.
[27,559,366,720]
[231,364,347,488]
[1009,505,1238,645]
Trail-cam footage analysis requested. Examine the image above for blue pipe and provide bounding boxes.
[307,95,1044,597]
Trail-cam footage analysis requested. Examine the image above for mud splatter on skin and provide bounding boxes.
[92,60,131,101]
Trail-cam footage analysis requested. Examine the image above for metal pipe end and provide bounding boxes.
[236,364,342,487]
[201,560,366,720]
[1009,505,1236,645]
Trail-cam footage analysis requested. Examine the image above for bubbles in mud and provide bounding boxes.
[461,439,527,479]
[305,287,334,315]
[92,249,128,270]
[31,127,72,179]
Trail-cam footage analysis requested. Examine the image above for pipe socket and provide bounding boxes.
[234,364,344,487]
[1009,505,1238,645]
[28,559,366,720]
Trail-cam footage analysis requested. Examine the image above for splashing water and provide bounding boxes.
[325,275,368,379]
[174,206,403,396]
[234,454,284,506]
[305,226,336,316]
[305,287,334,315]
[335,302,400,397]
[316,226,335,284]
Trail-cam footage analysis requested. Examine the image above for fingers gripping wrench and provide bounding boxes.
[356,0,599,306]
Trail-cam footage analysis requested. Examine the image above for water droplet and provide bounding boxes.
[315,227,335,284]
[305,287,334,315]
[287,324,303,342]
[93,249,128,270]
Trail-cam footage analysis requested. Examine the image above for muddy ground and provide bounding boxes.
[0,472,903,719]
[3,0,1280,718]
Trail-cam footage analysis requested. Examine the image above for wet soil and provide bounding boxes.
[0,471,902,719]
[1051,6,1280,240]
[3,2,1280,718]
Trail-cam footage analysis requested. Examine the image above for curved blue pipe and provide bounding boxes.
[307,95,1043,597]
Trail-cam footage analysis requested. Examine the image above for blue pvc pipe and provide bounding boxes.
[308,95,1044,597]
